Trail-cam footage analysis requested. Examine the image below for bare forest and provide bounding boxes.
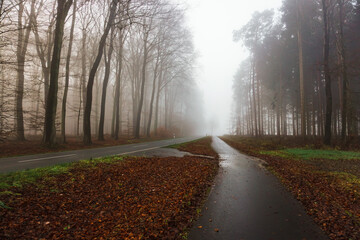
[0,0,204,146]
[2,1,360,239]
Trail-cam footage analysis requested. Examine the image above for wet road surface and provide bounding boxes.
[0,136,200,173]
[188,137,328,240]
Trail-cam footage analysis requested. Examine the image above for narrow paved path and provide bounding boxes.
[0,136,200,173]
[189,137,328,240]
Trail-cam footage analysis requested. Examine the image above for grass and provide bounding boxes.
[328,171,360,187]
[261,148,360,160]
[221,136,360,239]
[0,155,124,191]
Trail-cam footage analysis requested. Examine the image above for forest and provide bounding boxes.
[232,0,360,145]
[1,1,360,239]
[0,0,204,146]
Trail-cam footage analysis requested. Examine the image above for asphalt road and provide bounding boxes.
[0,136,201,173]
[189,137,328,240]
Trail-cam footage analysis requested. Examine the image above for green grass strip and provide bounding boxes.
[284,148,360,160]
[260,148,360,161]
[0,155,124,190]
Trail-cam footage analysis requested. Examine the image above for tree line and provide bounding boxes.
[0,0,204,146]
[232,0,360,145]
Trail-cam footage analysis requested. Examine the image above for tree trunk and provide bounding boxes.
[154,71,161,136]
[257,73,262,135]
[317,71,323,136]
[277,68,283,136]
[98,27,115,141]
[16,0,35,141]
[111,87,116,138]
[32,8,53,108]
[312,90,316,136]
[337,0,349,142]
[114,31,124,140]
[134,27,149,139]
[296,0,306,138]
[146,54,160,137]
[322,0,333,145]
[292,106,296,135]
[60,0,77,143]
[81,28,87,114]
[83,0,118,145]
[77,28,87,137]
[252,59,258,136]
[44,0,73,146]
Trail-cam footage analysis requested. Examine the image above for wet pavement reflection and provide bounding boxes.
[188,137,328,240]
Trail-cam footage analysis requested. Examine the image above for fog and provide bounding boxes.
[185,0,282,135]
[1,0,359,144]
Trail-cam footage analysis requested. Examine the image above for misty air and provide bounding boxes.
[0,0,359,239]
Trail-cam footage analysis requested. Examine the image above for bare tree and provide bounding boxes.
[15,0,35,140]
[113,27,126,139]
[83,0,118,145]
[43,0,73,146]
[60,0,77,143]
[98,26,115,141]
[134,18,152,139]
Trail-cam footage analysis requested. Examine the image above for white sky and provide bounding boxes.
[184,0,282,135]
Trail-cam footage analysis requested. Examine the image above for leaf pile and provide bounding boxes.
[221,136,360,240]
[176,137,218,158]
[0,156,219,239]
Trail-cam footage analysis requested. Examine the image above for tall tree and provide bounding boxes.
[44,0,73,146]
[146,47,160,137]
[296,0,306,137]
[60,0,77,143]
[83,0,118,145]
[336,0,349,142]
[134,18,152,139]
[31,0,56,108]
[98,26,115,141]
[15,0,35,140]
[114,28,126,140]
[322,0,333,145]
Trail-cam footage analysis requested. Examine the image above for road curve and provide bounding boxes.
[0,136,201,173]
[188,137,328,240]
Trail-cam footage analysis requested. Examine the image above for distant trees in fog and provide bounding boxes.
[232,0,360,145]
[0,0,204,145]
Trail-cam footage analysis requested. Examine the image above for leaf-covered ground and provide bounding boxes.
[0,139,219,239]
[221,136,360,240]
[170,137,218,158]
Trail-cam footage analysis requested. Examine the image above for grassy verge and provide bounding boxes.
[221,135,360,240]
[0,137,219,239]
[0,155,123,191]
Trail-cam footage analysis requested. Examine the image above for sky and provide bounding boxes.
[183,0,282,135]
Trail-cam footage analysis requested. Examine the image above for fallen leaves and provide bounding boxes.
[0,155,219,239]
[177,137,218,158]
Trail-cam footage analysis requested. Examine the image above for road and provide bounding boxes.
[0,136,200,173]
[188,137,328,240]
